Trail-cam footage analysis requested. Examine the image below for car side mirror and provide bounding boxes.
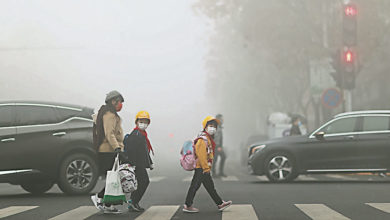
[314,132,325,140]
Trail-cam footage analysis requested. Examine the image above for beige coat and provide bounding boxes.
[98,111,124,152]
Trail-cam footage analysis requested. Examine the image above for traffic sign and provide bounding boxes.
[321,88,343,109]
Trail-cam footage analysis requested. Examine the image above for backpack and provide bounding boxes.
[118,163,137,194]
[180,136,208,171]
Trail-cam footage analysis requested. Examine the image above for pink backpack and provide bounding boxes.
[180,136,208,171]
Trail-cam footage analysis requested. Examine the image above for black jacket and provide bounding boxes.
[290,125,302,136]
[123,129,153,168]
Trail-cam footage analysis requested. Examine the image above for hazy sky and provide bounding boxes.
[0,0,214,149]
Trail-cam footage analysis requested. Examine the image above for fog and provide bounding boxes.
[0,0,219,168]
[2,0,390,171]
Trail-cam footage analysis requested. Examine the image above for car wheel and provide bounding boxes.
[21,181,54,194]
[265,152,297,182]
[58,153,98,195]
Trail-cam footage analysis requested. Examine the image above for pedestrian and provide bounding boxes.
[183,116,232,213]
[212,114,227,177]
[289,116,302,136]
[123,111,154,212]
[91,90,125,214]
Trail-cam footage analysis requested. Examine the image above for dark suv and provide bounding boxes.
[248,111,390,182]
[0,101,98,194]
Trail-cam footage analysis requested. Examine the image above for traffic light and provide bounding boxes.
[339,3,358,90]
[343,3,357,46]
[341,47,356,90]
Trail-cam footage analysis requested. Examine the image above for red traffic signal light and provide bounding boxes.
[345,5,357,16]
[343,3,357,46]
[345,50,353,63]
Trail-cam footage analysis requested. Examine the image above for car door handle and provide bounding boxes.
[1,138,15,143]
[345,135,355,140]
[52,132,66,137]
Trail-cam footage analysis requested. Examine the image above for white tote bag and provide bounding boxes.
[102,154,126,205]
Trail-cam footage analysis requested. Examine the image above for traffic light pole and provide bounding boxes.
[344,90,352,112]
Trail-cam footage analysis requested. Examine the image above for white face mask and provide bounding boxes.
[138,123,148,130]
[206,126,216,135]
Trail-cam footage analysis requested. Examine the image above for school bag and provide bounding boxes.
[180,136,208,171]
[118,163,137,194]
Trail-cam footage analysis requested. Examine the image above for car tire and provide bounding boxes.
[21,181,54,194]
[264,152,298,182]
[57,153,98,195]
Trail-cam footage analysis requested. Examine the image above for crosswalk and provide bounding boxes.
[2,203,390,219]
[147,174,388,183]
[0,204,258,219]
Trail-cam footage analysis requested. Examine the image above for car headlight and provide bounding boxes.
[251,144,266,154]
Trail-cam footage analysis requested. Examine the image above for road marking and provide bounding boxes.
[324,174,356,181]
[295,204,350,220]
[256,176,268,181]
[183,176,192,182]
[366,203,390,214]
[0,206,38,218]
[220,176,239,181]
[135,205,179,220]
[297,175,317,181]
[48,206,98,220]
[185,176,239,182]
[222,204,258,220]
[150,176,166,182]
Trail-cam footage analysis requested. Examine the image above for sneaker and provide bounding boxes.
[90,194,104,211]
[128,203,145,212]
[218,200,232,211]
[182,204,199,213]
[103,205,121,214]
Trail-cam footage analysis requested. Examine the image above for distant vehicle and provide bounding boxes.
[0,101,98,194]
[248,111,390,182]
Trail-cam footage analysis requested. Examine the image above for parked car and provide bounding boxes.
[0,101,98,194]
[248,110,390,182]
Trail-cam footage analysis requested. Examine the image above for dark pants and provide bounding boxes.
[212,150,226,175]
[185,168,223,207]
[97,152,116,206]
[130,167,150,204]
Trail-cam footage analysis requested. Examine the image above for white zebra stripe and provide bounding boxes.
[295,204,350,220]
[297,175,318,181]
[220,176,239,181]
[150,176,166,182]
[222,204,259,220]
[324,174,356,181]
[183,176,193,182]
[256,176,268,181]
[366,203,390,214]
[0,206,38,218]
[135,205,179,220]
[48,206,98,220]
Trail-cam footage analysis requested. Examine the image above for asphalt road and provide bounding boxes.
[1,159,390,220]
